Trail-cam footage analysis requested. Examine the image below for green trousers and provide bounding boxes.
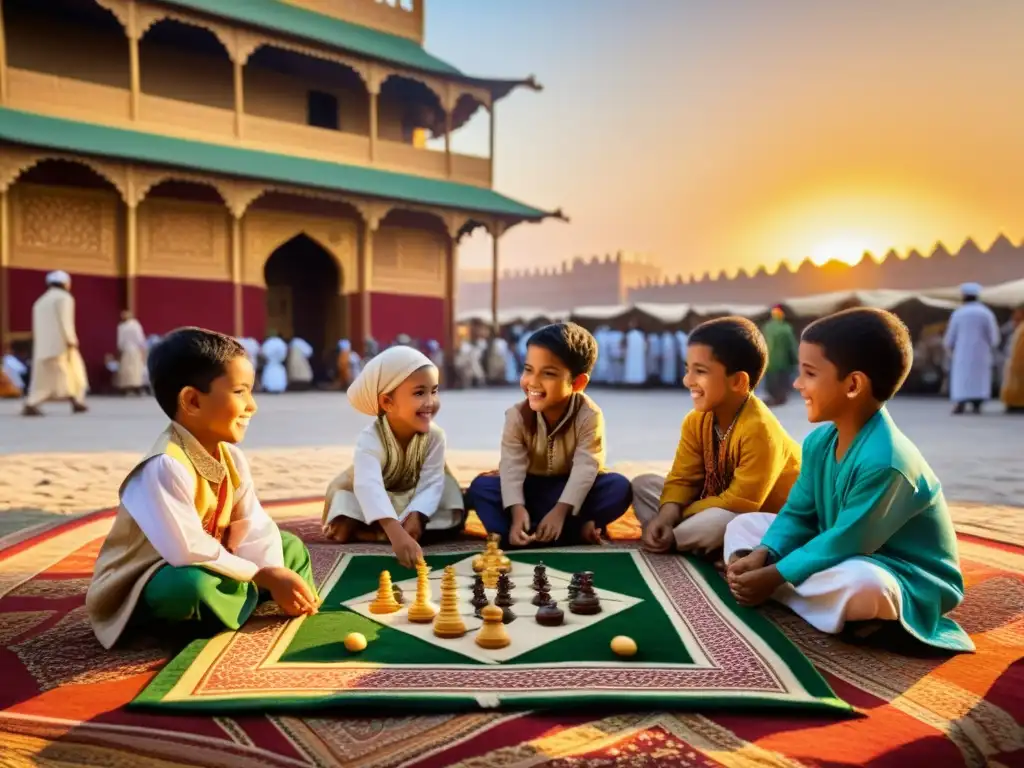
[140,530,314,633]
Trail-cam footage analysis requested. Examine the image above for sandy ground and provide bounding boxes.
[0,388,1020,541]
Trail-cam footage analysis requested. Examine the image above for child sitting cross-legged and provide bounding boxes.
[466,322,633,547]
[86,327,318,650]
[725,308,974,652]
[322,346,466,567]
[635,317,801,559]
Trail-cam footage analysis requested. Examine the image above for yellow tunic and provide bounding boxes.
[660,395,801,517]
[86,424,242,649]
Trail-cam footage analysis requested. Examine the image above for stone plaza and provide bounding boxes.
[1,388,1020,544]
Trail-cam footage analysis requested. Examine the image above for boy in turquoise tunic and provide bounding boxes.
[86,327,318,649]
[724,308,973,652]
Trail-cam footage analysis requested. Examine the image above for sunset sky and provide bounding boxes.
[425,0,1024,278]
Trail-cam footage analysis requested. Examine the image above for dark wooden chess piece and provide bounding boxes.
[569,572,602,615]
[535,598,564,626]
[567,572,582,600]
[500,604,517,624]
[532,562,551,592]
[470,577,489,616]
[532,586,551,607]
[495,573,516,606]
[392,584,404,605]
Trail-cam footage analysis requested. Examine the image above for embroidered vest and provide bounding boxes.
[85,424,242,649]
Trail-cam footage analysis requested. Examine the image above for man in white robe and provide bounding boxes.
[286,337,315,389]
[115,310,147,395]
[660,330,678,385]
[623,325,647,385]
[606,327,625,384]
[260,334,289,393]
[592,326,610,384]
[23,271,88,416]
[943,282,1000,415]
[646,332,662,383]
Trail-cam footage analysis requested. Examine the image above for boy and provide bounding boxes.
[726,308,973,652]
[466,322,632,547]
[636,317,801,557]
[86,327,317,649]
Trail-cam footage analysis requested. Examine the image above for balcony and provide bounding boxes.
[4,68,492,188]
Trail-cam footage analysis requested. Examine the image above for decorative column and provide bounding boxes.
[358,214,379,352]
[231,213,243,336]
[443,216,463,367]
[443,84,453,179]
[488,101,496,187]
[125,201,138,314]
[0,0,8,106]
[128,3,140,120]
[232,58,244,138]
[490,220,504,334]
[368,70,381,163]
[0,188,9,352]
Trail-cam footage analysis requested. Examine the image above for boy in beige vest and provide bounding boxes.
[86,327,317,649]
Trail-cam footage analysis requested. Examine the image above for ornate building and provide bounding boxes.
[0,0,557,380]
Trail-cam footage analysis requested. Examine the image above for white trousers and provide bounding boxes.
[724,513,902,634]
[631,473,737,552]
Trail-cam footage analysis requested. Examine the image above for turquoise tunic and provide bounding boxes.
[760,408,974,652]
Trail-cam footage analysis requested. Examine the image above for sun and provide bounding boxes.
[808,236,871,266]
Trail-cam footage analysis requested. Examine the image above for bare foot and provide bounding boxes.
[324,518,359,543]
[580,520,604,545]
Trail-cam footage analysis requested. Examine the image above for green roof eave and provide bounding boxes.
[0,108,562,223]
[157,0,543,102]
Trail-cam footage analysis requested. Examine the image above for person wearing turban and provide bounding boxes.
[22,271,89,416]
[322,346,465,567]
[943,282,1000,414]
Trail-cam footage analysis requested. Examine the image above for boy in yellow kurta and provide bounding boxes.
[86,327,317,649]
[635,316,801,557]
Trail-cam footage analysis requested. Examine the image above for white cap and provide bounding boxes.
[959,282,982,298]
[46,270,71,287]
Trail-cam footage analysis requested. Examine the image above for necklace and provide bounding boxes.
[714,395,749,443]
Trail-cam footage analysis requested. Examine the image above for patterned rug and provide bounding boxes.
[0,502,1021,767]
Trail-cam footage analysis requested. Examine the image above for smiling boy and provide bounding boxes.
[725,308,973,652]
[466,322,632,547]
[635,317,801,558]
[86,327,317,649]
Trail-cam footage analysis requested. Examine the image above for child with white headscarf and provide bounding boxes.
[322,346,465,567]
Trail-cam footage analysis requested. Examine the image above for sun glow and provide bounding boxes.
[808,236,872,266]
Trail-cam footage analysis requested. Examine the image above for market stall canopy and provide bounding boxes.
[782,289,959,317]
[455,307,569,325]
[926,278,1024,309]
[632,303,691,324]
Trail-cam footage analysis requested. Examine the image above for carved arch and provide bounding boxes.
[91,0,130,31]
[0,149,128,200]
[135,7,236,59]
[241,38,371,88]
[253,228,352,293]
[130,169,231,209]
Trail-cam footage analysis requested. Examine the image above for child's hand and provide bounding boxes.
[391,529,424,569]
[255,566,318,617]
[535,504,570,543]
[580,520,604,545]
[402,512,426,542]
[728,565,784,607]
[509,505,534,547]
[642,515,676,553]
[726,548,768,578]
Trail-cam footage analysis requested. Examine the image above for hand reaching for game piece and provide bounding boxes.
[728,564,784,607]
[255,566,319,617]
[535,503,571,543]
[402,511,426,542]
[508,505,534,547]
[380,520,423,569]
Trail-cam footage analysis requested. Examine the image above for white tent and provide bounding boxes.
[783,289,959,318]
[925,278,1024,309]
[455,307,569,325]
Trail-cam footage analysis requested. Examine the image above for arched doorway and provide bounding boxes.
[263,234,344,379]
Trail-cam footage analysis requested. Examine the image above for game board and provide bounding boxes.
[133,540,850,715]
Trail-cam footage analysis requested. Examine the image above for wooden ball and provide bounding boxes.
[344,632,368,652]
[610,635,637,657]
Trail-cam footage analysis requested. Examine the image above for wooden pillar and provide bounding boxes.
[444,233,458,360]
[444,108,452,178]
[125,202,138,314]
[128,34,140,120]
[368,90,379,162]
[359,219,375,351]
[0,188,9,352]
[488,101,495,187]
[231,214,243,336]
[490,223,502,334]
[0,0,8,106]
[233,59,244,138]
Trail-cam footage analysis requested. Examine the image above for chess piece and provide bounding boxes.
[482,565,499,589]
[495,573,515,606]
[392,583,404,605]
[407,559,438,623]
[535,599,564,626]
[569,572,601,615]
[567,572,582,601]
[369,570,401,614]
[497,571,516,595]
[532,563,551,592]
[532,586,551,607]
[475,604,511,649]
[497,555,512,574]
[500,604,516,624]
[471,554,486,573]
[433,565,467,638]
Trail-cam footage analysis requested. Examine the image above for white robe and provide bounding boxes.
[116,318,147,389]
[260,336,289,393]
[623,329,646,384]
[676,331,689,366]
[592,328,610,383]
[239,337,260,367]
[943,302,1000,402]
[606,329,625,383]
[646,333,661,379]
[660,331,678,384]
[3,354,27,391]
[286,337,314,383]
[26,287,88,407]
